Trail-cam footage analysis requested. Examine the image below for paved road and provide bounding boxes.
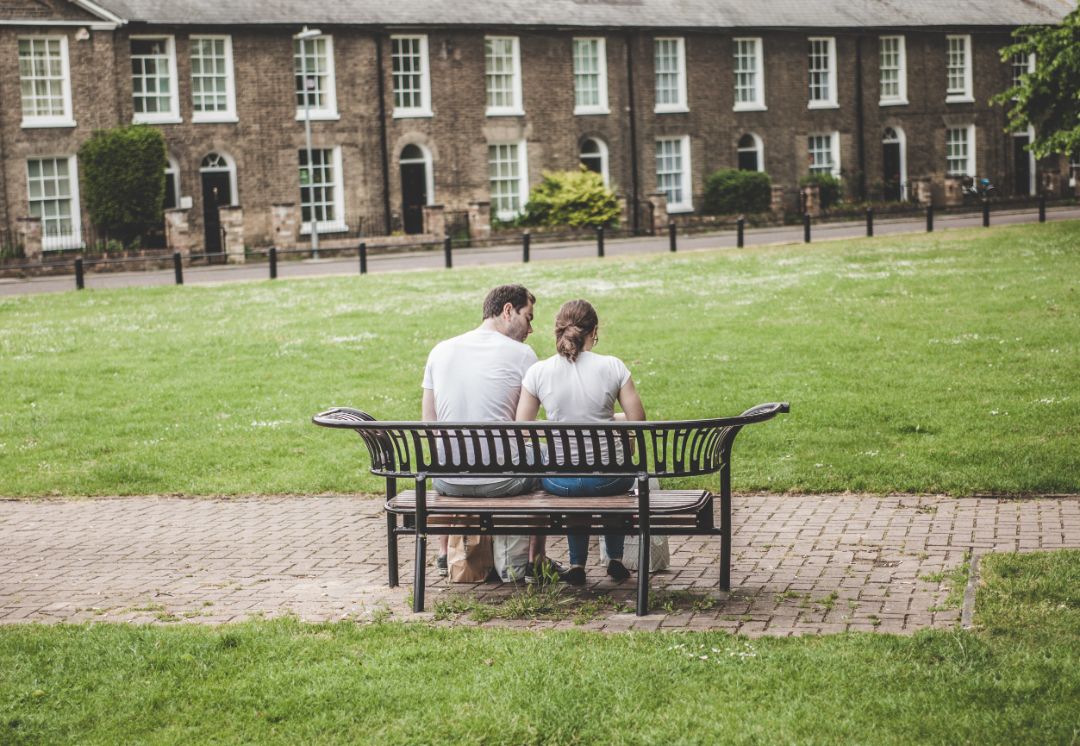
[3,205,1078,297]
[2,493,1076,634]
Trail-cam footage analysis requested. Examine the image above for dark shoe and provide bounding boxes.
[606,559,631,582]
[436,554,448,576]
[561,565,587,586]
[525,556,566,585]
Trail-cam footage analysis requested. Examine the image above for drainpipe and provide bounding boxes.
[854,34,867,201]
[625,32,640,234]
[374,28,392,234]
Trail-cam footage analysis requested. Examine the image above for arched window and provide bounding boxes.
[199,152,237,205]
[164,155,180,209]
[737,133,763,172]
[579,137,609,185]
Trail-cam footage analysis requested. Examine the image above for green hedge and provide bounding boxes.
[78,125,167,247]
[521,169,620,228]
[799,173,844,210]
[701,169,772,215]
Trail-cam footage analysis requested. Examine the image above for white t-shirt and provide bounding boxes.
[521,351,632,464]
[422,327,538,479]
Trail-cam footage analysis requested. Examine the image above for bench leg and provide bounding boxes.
[386,511,399,587]
[720,492,731,592]
[413,533,427,612]
[636,476,650,616]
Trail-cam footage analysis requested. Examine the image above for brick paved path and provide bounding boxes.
[2,495,1077,635]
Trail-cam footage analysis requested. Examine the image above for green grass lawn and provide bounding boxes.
[0,550,1076,744]
[0,221,1077,497]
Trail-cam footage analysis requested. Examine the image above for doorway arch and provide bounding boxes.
[399,144,433,235]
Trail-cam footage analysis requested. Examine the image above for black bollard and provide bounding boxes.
[982,200,990,227]
[866,207,874,237]
[1039,194,1046,223]
[269,247,278,279]
[75,258,84,290]
[803,212,811,243]
[668,221,677,252]
[173,252,183,285]
[359,242,367,274]
[522,231,530,263]
[736,217,745,249]
[444,236,452,269]
[596,225,605,258]
[926,205,934,233]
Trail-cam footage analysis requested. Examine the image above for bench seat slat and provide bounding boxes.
[386,488,711,515]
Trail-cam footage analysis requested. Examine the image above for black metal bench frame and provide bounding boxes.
[312,402,788,615]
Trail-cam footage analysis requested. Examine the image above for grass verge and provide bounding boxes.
[1,550,1078,744]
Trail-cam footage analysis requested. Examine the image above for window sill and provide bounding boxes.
[654,105,689,114]
[393,110,434,119]
[193,114,239,124]
[133,115,183,125]
[733,103,767,112]
[946,95,974,104]
[574,107,610,116]
[666,204,693,214]
[294,111,341,122]
[879,99,909,107]
[486,109,525,117]
[21,118,77,129]
[807,102,839,110]
[300,221,348,235]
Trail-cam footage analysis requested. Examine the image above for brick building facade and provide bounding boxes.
[1,0,1074,255]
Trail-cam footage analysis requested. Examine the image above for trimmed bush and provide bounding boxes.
[78,125,167,247]
[799,173,844,210]
[521,169,620,228]
[702,169,772,215]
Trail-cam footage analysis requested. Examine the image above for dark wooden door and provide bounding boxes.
[1013,135,1031,196]
[400,162,427,235]
[201,171,231,255]
[882,142,902,201]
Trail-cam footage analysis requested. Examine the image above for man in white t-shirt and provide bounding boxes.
[422,284,539,578]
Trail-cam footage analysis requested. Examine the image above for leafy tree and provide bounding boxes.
[992,8,1080,159]
[521,169,620,228]
[78,125,167,247]
[702,169,772,215]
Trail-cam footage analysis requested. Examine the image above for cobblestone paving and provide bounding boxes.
[1,494,1077,635]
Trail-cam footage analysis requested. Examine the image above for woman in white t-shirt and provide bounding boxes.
[515,299,647,585]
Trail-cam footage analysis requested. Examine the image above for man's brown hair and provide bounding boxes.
[482,284,535,319]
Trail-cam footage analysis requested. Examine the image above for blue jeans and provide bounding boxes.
[541,476,635,566]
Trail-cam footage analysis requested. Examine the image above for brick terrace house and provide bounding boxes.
[0,0,1074,256]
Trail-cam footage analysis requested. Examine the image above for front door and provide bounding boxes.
[882,142,902,201]
[201,171,231,255]
[400,162,427,235]
[1013,135,1032,196]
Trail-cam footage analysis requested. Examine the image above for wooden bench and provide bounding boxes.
[312,402,789,615]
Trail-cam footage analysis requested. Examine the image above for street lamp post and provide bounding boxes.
[295,26,322,259]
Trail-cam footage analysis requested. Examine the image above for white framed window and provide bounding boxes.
[299,147,346,234]
[946,125,976,177]
[294,35,338,120]
[488,142,529,220]
[485,36,523,116]
[808,37,837,108]
[131,36,180,124]
[655,135,692,212]
[808,132,841,176]
[946,35,973,103]
[737,133,764,172]
[27,156,82,251]
[1011,50,1035,91]
[579,137,609,185]
[164,155,180,209]
[18,36,75,128]
[391,35,432,117]
[733,38,765,111]
[190,35,236,123]
[654,37,688,113]
[573,38,609,115]
[879,36,908,106]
